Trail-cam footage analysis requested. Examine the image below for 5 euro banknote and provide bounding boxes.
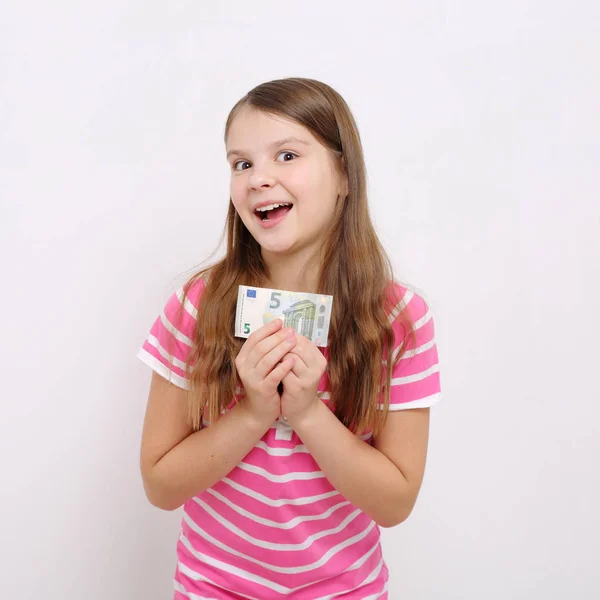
[235,285,333,347]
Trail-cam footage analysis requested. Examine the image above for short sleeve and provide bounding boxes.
[136,278,206,390]
[383,284,442,411]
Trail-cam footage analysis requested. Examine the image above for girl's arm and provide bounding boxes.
[140,371,273,511]
[141,319,297,511]
[288,402,431,527]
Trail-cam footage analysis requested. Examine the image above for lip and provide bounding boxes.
[252,200,293,211]
[254,205,293,229]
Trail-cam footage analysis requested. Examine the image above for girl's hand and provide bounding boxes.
[235,319,298,426]
[280,334,327,426]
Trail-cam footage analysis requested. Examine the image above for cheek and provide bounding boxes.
[291,168,335,211]
[229,179,246,208]
[287,167,321,200]
[230,176,240,196]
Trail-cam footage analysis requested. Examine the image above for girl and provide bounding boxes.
[137,77,442,599]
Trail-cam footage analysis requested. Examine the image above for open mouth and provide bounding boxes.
[254,204,293,224]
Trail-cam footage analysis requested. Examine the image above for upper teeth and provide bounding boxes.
[255,202,291,212]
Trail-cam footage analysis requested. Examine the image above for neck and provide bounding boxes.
[261,247,321,293]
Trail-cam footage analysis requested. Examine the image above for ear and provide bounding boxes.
[339,156,349,198]
[340,183,348,200]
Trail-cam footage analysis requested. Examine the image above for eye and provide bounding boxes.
[232,160,250,172]
[276,151,298,163]
[232,151,298,172]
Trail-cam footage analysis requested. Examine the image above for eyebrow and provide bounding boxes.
[226,136,310,159]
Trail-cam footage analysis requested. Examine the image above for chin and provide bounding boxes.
[252,232,296,252]
[259,240,296,254]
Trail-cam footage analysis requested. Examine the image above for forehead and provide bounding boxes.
[226,108,319,154]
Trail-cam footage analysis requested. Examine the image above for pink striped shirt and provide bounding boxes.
[137,278,442,599]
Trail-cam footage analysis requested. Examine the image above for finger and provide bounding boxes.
[265,353,296,385]
[249,325,296,370]
[286,338,314,370]
[281,361,300,385]
[286,354,306,380]
[287,346,310,371]
[237,318,284,365]
[254,331,297,377]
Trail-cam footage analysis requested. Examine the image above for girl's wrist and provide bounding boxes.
[284,397,322,431]
[236,400,278,433]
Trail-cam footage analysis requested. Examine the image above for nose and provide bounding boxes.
[247,161,276,190]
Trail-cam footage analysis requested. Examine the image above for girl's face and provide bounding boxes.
[226,108,348,258]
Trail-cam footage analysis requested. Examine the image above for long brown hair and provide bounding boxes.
[171,77,415,437]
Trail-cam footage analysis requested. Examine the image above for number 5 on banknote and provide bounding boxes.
[270,292,281,308]
[235,285,334,347]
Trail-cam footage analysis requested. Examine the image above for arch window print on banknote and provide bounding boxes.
[282,299,316,338]
[235,285,333,347]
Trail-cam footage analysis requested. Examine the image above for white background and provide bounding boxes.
[2,1,599,598]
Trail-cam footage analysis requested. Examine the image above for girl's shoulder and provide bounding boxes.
[385,278,432,321]
[179,270,212,305]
